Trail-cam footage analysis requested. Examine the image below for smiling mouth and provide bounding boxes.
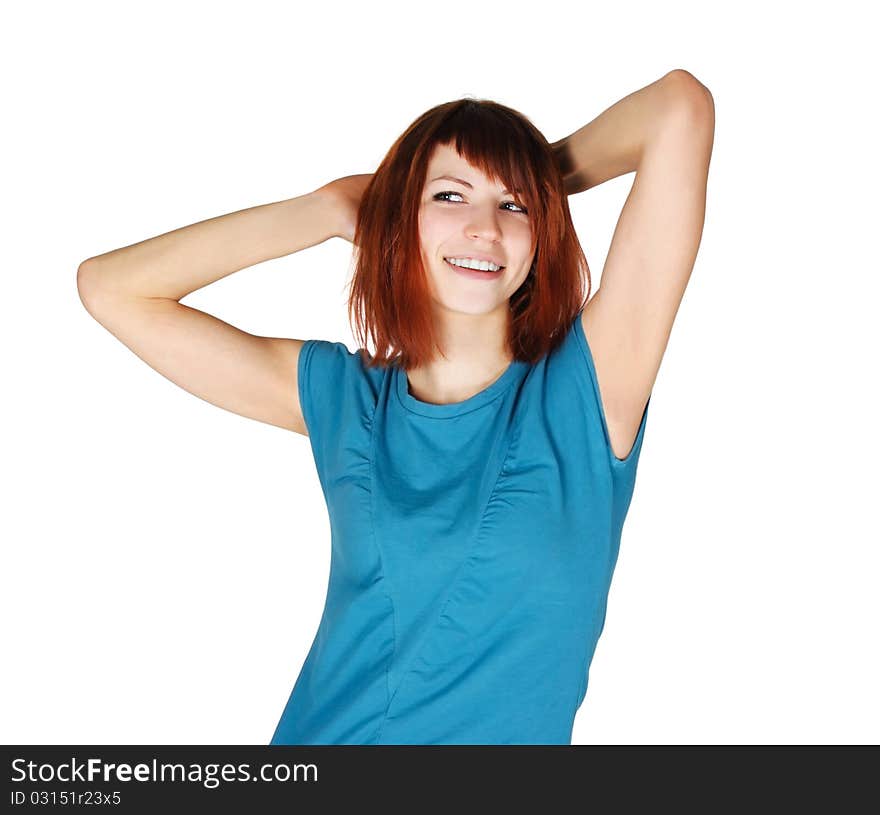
[443,258,506,275]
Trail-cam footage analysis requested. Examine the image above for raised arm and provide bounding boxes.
[549,69,706,195]
[550,70,714,462]
[78,191,342,301]
[77,186,349,435]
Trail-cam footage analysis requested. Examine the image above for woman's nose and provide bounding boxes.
[465,206,503,240]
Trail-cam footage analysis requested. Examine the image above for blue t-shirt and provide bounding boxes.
[270,309,650,745]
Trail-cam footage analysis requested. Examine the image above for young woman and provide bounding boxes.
[78,70,714,745]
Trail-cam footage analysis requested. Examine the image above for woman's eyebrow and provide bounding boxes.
[430,174,518,195]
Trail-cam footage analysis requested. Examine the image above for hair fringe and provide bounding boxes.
[346,97,591,372]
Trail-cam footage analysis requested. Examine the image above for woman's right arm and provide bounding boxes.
[77,188,346,436]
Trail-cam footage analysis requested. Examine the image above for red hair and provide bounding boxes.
[347,97,591,371]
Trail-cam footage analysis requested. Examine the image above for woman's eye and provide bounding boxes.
[434,191,464,203]
[433,191,528,215]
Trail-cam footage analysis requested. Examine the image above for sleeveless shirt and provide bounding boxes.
[270,309,650,745]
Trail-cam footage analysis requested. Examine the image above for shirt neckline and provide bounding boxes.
[394,357,530,418]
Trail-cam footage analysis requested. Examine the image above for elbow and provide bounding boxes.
[665,68,711,94]
[665,69,714,113]
[660,70,715,136]
[77,255,102,281]
[77,257,96,293]
[77,258,108,314]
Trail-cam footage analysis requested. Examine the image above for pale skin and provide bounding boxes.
[571,71,714,459]
[77,69,714,462]
[404,141,536,405]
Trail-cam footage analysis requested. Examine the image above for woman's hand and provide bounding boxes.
[318,173,374,244]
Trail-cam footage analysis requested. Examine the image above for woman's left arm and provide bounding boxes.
[553,70,714,465]
[550,69,713,196]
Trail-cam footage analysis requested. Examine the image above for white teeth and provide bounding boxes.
[446,257,502,272]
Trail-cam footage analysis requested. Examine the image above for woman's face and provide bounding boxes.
[418,142,535,316]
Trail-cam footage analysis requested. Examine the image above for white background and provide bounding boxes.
[3,0,878,745]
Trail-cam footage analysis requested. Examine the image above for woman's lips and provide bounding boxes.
[444,258,505,280]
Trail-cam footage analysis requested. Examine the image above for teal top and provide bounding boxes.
[270,309,650,745]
